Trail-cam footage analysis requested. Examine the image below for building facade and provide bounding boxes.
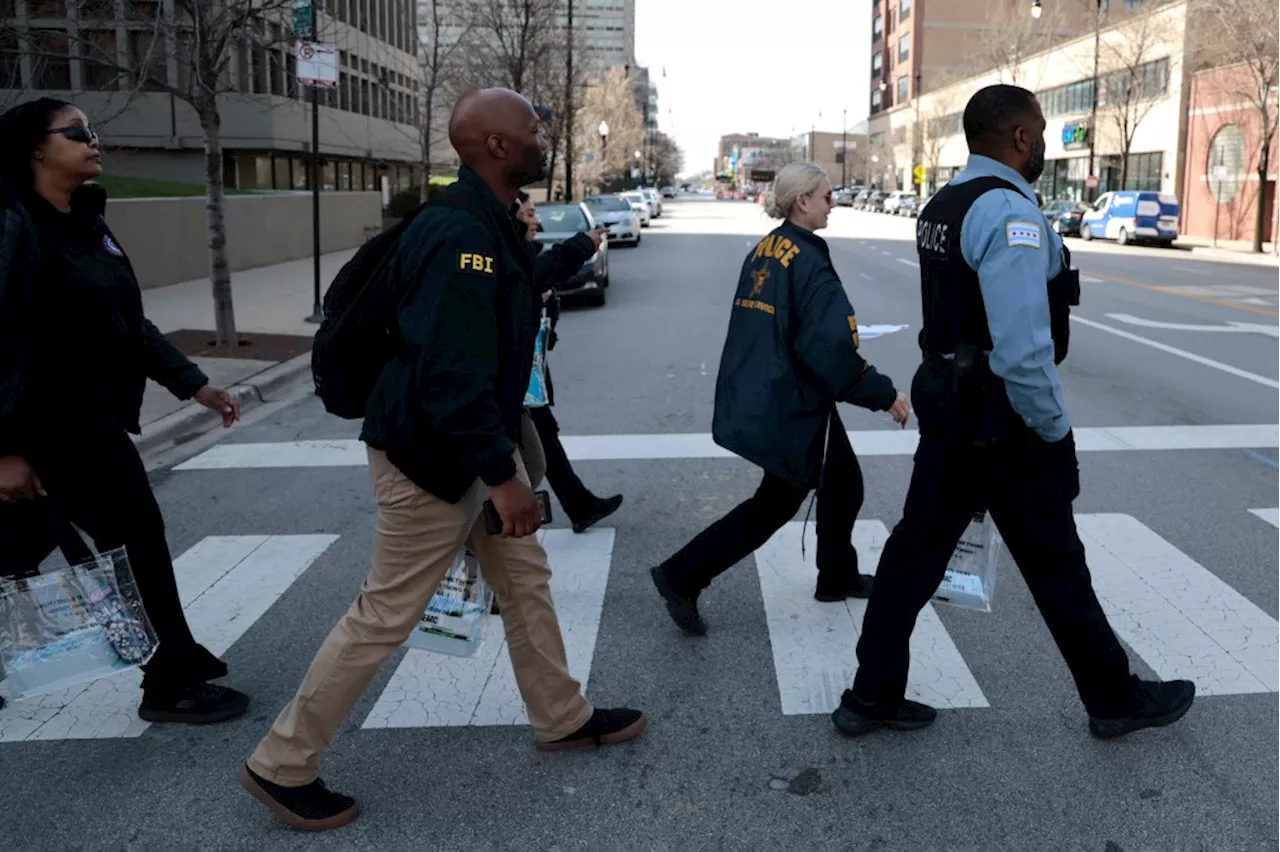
[2,0,423,192]
[881,1,1193,202]
[1180,62,1278,245]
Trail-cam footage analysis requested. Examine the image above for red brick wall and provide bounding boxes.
[1181,64,1279,244]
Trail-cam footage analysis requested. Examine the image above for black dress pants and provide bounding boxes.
[661,411,864,595]
[851,429,1134,718]
[526,404,597,523]
[0,420,226,692]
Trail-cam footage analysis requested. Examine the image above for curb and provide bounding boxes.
[132,351,314,455]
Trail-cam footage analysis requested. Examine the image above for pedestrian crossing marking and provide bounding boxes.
[1248,508,1279,529]
[756,521,989,714]
[173,424,1280,470]
[1077,514,1278,696]
[0,534,337,741]
[362,528,614,729]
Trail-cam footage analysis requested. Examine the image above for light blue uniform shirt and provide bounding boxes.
[952,154,1069,442]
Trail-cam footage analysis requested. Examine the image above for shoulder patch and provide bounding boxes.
[1005,220,1041,249]
[102,233,124,257]
[457,250,495,275]
[848,315,860,348]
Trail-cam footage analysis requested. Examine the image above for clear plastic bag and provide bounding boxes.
[931,510,1002,613]
[0,545,159,698]
[404,547,493,657]
[523,316,551,408]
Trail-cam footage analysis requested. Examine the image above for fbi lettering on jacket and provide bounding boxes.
[917,219,948,256]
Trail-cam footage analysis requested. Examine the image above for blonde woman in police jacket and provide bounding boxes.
[650,162,910,635]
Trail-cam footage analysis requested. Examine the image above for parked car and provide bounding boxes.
[852,189,872,209]
[660,186,676,198]
[863,190,889,212]
[1041,198,1089,237]
[621,190,652,226]
[882,191,912,214]
[582,194,642,247]
[834,188,856,207]
[1080,190,1179,246]
[896,195,922,217]
[640,187,663,218]
[534,201,609,305]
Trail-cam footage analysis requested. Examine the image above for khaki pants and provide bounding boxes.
[247,416,592,786]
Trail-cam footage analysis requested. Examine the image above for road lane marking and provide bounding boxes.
[757,521,988,714]
[1077,514,1277,695]
[859,272,874,281]
[174,424,1280,469]
[1081,276,1104,283]
[362,528,613,729]
[896,258,919,268]
[1071,316,1280,389]
[0,534,337,741]
[1248,508,1279,528]
[1103,313,1279,338]
[1085,271,1279,318]
[1172,265,1208,275]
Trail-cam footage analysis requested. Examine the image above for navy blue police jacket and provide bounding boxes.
[712,220,897,490]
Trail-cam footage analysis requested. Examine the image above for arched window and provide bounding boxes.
[1207,124,1247,204]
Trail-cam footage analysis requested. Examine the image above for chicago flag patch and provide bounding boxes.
[1005,221,1041,248]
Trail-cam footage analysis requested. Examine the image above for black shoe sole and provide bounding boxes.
[238,766,360,831]
[649,566,708,635]
[138,694,250,725]
[831,705,937,737]
[1088,690,1195,740]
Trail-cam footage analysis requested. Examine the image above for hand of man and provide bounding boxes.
[194,385,241,427]
[488,477,542,538]
[586,226,609,250]
[0,456,45,503]
[888,392,911,428]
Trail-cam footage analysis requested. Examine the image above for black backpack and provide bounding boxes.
[311,191,490,419]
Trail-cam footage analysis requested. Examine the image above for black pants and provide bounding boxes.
[526,405,598,523]
[0,421,226,692]
[852,429,1133,717]
[661,411,864,594]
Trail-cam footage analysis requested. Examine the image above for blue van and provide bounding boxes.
[1080,190,1180,246]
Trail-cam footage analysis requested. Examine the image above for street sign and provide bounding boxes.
[296,42,337,88]
[291,0,312,36]
[1085,174,1098,189]
[912,164,926,184]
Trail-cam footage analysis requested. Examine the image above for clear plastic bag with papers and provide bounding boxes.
[931,510,1002,613]
[523,316,551,408]
[404,547,493,657]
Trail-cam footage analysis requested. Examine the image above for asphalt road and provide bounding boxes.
[1,196,1276,852]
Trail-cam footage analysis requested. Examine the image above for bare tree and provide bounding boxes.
[416,0,471,201]
[647,130,682,187]
[1094,7,1175,190]
[918,81,963,195]
[573,65,642,191]
[1193,0,1279,252]
[457,0,560,94]
[972,0,1072,87]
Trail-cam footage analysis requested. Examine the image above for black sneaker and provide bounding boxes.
[238,764,359,831]
[814,573,874,602]
[138,682,250,725]
[1088,676,1195,740]
[571,494,624,534]
[831,689,937,737]
[536,707,647,752]
[650,565,708,635]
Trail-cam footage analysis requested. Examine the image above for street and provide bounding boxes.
[1,196,1276,851]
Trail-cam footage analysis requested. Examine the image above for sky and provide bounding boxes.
[634,0,871,178]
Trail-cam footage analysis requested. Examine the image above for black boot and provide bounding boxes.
[1088,676,1195,739]
[650,565,708,635]
[570,494,623,534]
[814,572,874,602]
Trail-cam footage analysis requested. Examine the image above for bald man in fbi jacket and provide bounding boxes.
[833,84,1196,741]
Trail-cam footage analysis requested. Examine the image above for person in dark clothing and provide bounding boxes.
[650,162,910,636]
[833,85,1194,740]
[0,98,249,723]
[239,89,645,832]
[513,191,623,534]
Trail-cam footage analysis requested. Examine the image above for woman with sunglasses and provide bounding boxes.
[0,98,249,723]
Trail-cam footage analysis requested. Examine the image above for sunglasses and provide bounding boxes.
[47,124,98,144]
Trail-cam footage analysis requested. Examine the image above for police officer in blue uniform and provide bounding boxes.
[650,162,910,635]
[833,85,1195,740]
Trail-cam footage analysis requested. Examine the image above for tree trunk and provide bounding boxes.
[420,87,434,203]
[1253,141,1270,253]
[200,102,237,351]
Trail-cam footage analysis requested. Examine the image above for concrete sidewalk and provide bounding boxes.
[1172,235,1279,267]
[135,248,357,452]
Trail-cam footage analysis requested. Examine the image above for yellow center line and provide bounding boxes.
[1087,272,1280,318]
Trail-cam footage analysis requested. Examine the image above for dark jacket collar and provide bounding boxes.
[18,182,108,233]
[777,218,831,261]
[455,165,528,245]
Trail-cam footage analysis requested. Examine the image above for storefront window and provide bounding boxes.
[1207,125,1246,203]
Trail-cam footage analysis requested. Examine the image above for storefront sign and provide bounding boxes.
[1062,121,1091,150]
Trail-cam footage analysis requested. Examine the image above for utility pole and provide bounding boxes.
[1087,0,1101,200]
[304,0,323,323]
[563,0,574,201]
[841,108,847,187]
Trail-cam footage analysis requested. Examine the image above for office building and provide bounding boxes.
[1,0,423,192]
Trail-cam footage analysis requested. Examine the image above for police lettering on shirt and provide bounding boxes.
[750,234,802,268]
[916,218,949,256]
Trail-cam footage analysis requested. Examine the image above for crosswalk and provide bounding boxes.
[2,483,1275,741]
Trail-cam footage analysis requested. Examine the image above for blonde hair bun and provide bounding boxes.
[763,161,827,220]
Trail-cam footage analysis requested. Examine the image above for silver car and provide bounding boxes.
[583,194,642,247]
[534,202,609,306]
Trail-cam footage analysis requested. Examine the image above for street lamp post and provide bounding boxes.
[598,121,609,191]
[841,108,847,188]
[1031,0,1102,200]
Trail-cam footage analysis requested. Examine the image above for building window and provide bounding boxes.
[898,33,910,62]
[81,29,120,89]
[872,51,881,74]
[31,29,72,89]
[1207,125,1246,203]
[900,0,911,20]
[872,89,882,112]
[873,14,882,40]
[897,75,909,102]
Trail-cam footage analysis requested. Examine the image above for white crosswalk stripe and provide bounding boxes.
[2,505,1276,743]
[1248,508,1280,529]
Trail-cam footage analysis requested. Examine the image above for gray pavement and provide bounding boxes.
[1,196,1277,851]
